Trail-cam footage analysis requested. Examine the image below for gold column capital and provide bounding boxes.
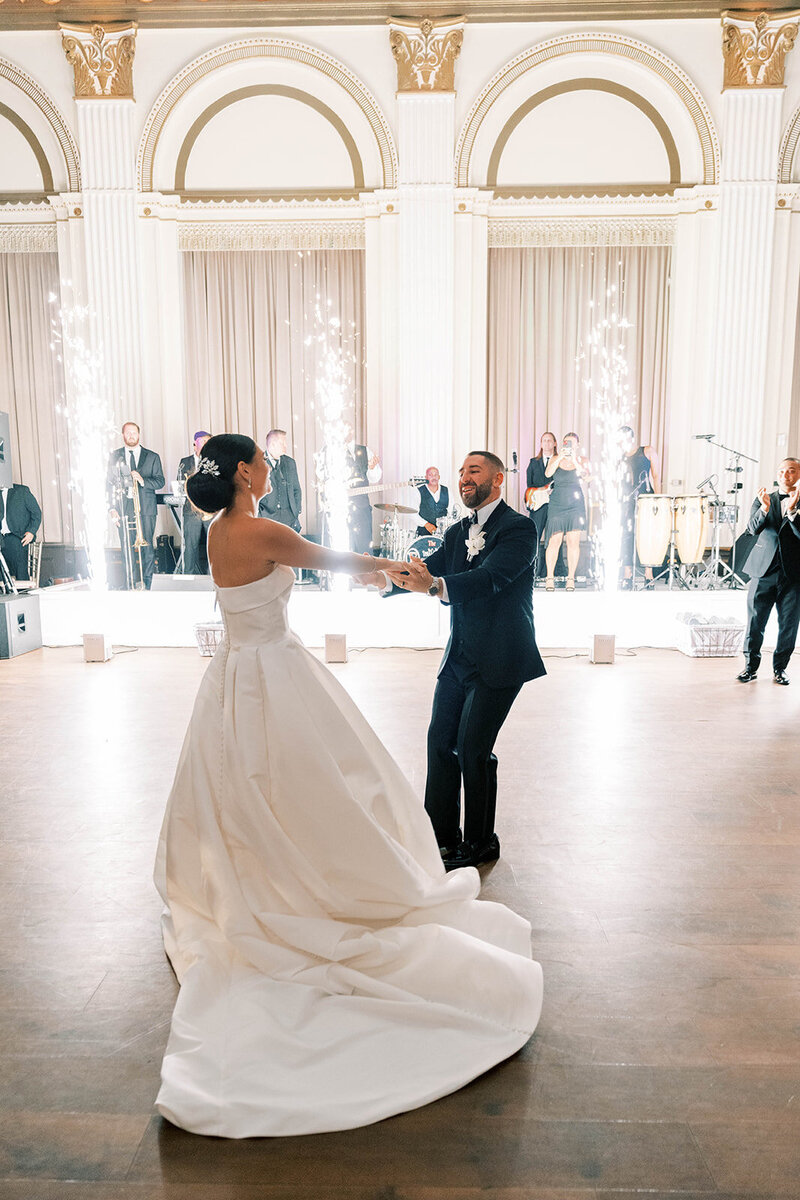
[60,22,137,99]
[387,15,465,93]
[721,9,800,87]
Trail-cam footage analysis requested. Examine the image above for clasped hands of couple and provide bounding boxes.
[353,556,434,594]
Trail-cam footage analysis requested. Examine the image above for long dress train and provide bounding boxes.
[155,565,543,1137]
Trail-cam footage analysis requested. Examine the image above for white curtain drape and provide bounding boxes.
[0,253,71,542]
[487,245,672,509]
[182,249,366,535]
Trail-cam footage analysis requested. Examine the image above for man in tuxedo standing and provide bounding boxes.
[177,431,211,574]
[374,451,545,869]
[738,457,800,685]
[0,482,41,580]
[258,429,302,531]
[107,422,165,589]
[416,466,449,536]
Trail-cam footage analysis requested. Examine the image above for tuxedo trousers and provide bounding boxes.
[744,569,800,673]
[425,652,520,848]
[0,533,28,580]
[182,507,208,575]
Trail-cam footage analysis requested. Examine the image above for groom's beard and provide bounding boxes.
[460,480,492,508]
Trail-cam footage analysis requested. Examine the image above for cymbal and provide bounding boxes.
[374,502,417,514]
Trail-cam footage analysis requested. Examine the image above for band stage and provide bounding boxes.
[35,583,766,653]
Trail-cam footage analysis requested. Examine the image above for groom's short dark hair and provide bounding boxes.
[468,450,505,474]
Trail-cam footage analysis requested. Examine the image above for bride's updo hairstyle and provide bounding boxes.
[185,433,258,514]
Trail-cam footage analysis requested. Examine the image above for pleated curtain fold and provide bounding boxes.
[182,249,366,537]
[487,245,672,509]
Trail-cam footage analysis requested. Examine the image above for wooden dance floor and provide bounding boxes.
[1,644,799,1198]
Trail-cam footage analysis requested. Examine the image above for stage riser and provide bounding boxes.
[34,586,766,653]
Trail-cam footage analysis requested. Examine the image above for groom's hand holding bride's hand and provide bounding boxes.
[385,558,431,593]
[352,556,408,589]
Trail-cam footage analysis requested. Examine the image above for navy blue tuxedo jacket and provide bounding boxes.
[391,499,545,689]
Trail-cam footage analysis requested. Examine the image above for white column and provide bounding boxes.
[396,92,456,481]
[75,99,143,422]
[453,189,489,474]
[60,22,143,425]
[711,8,800,502]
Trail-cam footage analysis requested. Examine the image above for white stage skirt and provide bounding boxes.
[35,582,769,653]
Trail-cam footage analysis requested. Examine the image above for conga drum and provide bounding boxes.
[674,494,709,564]
[635,494,673,567]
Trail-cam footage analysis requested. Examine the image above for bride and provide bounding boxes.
[154,433,543,1138]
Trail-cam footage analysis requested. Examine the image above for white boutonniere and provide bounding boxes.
[465,524,486,561]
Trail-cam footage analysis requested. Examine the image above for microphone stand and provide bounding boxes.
[701,437,756,588]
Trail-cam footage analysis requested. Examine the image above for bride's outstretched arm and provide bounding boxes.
[256,520,406,578]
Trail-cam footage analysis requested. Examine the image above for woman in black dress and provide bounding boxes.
[543,432,590,591]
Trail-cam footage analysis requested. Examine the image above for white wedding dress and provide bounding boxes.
[154,565,543,1138]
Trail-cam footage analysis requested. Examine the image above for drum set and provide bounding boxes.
[377,503,461,563]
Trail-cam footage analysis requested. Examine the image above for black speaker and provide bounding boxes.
[39,542,89,586]
[105,547,127,590]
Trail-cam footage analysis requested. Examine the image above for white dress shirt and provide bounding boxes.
[0,487,9,535]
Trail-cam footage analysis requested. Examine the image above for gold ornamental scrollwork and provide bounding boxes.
[721,10,800,88]
[388,16,465,92]
[60,22,137,99]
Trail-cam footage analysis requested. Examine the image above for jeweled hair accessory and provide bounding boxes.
[198,458,220,477]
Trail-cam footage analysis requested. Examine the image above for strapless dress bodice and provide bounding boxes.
[216,565,294,647]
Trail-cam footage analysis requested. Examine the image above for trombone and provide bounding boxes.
[130,471,147,590]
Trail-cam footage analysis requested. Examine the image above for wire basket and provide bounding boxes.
[194,622,225,657]
[676,614,745,658]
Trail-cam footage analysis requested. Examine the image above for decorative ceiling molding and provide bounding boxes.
[0,101,55,193]
[388,16,465,92]
[721,8,800,88]
[137,38,397,193]
[1,2,799,32]
[0,221,58,253]
[0,55,81,191]
[488,215,676,246]
[455,32,720,188]
[178,219,366,251]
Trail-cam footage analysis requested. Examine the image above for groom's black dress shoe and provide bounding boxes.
[443,834,501,872]
[736,667,758,683]
[774,670,790,686]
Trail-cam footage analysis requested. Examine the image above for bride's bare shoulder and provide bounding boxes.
[207,515,277,587]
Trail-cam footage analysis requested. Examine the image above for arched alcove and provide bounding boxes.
[456,32,719,192]
[138,38,396,195]
[0,56,80,194]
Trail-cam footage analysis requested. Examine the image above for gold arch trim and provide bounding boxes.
[138,37,396,193]
[0,101,55,193]
[778,102,800,183]
[0,55,80,191]
[486,79,680,190]
[174,84,365,192]
[455,32,719,189]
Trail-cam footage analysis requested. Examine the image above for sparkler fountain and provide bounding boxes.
[579,287,635,596]
[51,290,116,592]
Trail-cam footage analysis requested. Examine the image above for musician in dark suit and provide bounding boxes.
[738,457,800,685]
[374,451,545,870]
[177,431,211,574]
[525,432,557,573]
[0,482,41,580]
[107,422,165,589]
[416,466,449,535]
[258,429,302,531]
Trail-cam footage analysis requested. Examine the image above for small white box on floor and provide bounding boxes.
[82,632,112,662]
[325,633,347,663]
[590,633,616,664]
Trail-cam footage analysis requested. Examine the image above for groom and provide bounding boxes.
[379,451,545,870]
